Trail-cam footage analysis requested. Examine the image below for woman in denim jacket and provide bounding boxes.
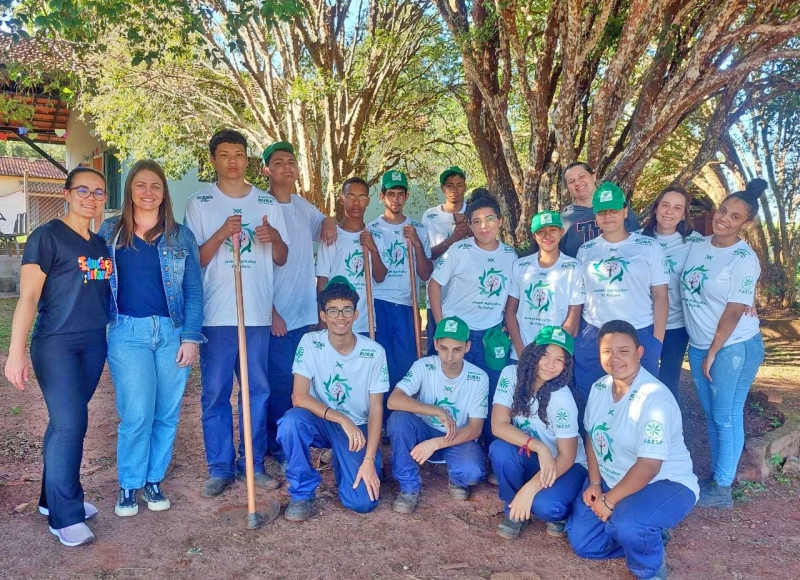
[98,159,204,517]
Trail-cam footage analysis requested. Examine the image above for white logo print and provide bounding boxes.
[445,320,458,333]
[599,191,613,202]
[552,328,566,343]
[541,214,553,224]
[392,171,402,181]
[494,346,506,358]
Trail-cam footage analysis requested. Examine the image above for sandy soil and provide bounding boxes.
[0,351,799,580]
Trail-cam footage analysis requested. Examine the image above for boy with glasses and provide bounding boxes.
[316,177,387,336]
[277,277,389,520]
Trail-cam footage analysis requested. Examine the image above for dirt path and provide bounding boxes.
[1,334,799,580]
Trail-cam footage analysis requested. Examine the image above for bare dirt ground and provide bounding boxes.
[0,308,799,580]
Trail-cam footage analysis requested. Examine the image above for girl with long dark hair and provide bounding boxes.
[98,160,204,517]
[640,187,704,402]
[5,167,111,546]
[489,326,587,540]
[681,180,766,508]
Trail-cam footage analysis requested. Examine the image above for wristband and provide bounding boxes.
[363,456,375,462]
[590,480,602,486]
[601,493,616,511]
[323,408,331,421]
[518,437,535,458]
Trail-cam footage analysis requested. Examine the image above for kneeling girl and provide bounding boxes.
[489,326,587,540]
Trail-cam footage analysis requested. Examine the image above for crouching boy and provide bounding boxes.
[277,277,389,520]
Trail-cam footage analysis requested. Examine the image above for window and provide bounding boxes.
[104,149,122,210]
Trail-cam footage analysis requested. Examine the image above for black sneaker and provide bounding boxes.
[545,519,567,538]
[142,482,171,512]
[496,516,524,540]
[114,488,139,517]
[698,481,733,509]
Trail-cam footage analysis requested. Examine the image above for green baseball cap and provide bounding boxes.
[439,166,466,186]
[530,210,563,234]
[535,325,574,355]
[262,141,295,164]
[483,325,511,370]
[324,275,357,293]
[434,316,469,342]
[592,182,626,213]
[381,170,408,191]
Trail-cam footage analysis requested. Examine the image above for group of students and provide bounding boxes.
[4,128,766,580]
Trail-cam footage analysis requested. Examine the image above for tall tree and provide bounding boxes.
[435,0,800,244]
[9,1,457,213]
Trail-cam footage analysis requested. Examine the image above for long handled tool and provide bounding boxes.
[362,244,376,340]
[407,240,422,358]
[232,233,258,530]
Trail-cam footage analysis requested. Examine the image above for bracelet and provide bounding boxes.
[601,493,616,511]
[363,456,375,462]
[590,480,602,486]
[518,437,534,458]
[323,408,331,421]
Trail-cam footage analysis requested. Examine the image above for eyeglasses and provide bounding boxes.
[68,186,108,200]
[470,215,498,228]
[344,193,370,203]
[325,307,356,319]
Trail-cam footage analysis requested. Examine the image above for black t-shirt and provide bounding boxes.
[22,219,112,338]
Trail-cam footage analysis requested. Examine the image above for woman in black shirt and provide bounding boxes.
[5,167,111,547]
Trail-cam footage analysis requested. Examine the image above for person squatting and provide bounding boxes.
[6,130,767,580]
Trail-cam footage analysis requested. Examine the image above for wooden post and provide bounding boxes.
[407,240,422,358]
[362,245,376,340]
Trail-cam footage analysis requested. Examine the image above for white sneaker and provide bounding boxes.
[39,502,98,520]
[48,522,95,547]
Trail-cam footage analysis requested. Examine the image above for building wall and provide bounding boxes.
[64,110,102,170]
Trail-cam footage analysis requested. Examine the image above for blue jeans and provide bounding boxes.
[200,325,271,480]
[658,327,689,404]
[276,408,382,513]
[107,315,190,489]
[567,478,696,579]
[375,299,418,420]
[31,329,107,529]
[387,411,485,493]
[688,333,764,487]
[488,439,586,521]
[464,328,502,445]
[574,321,663,413]
[266,325,310,463]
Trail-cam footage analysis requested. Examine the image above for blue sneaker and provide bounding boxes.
[114,488,139,517]
[142,482,171,512]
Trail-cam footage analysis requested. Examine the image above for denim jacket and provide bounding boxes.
[98,216,206,343]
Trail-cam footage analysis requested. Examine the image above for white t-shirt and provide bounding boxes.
[184,184,289,327]
[507,253,585,360]
[641,231,706,330]
[273,194,326,330]
[432,238,517,331]
[368,215,431,306]
[315,225,381,335]
[397,356,488,432]
[584,367,699,499]
[493,365,587,467]
[292,330,390,426]
[576,233,669,329]
[421,203,466,308]
[681,237,761,349]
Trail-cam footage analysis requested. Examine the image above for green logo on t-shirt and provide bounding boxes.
[555,408,570,429]
[590,422,615,462]
[431,396,459,426]
[516,418,539,439]
[323,374,352,406]
[479,268,507,297]
[664,255,677,274]
[740,276,755,294]
[591,257,630,284]
[497,376,511,394]
[644,420,664,445]
[525,280,554,314]
[345,250,365,278]
[681,265,709,295]
[224,227,255,254]
[294,347,304,363]
[384,240,406,267]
